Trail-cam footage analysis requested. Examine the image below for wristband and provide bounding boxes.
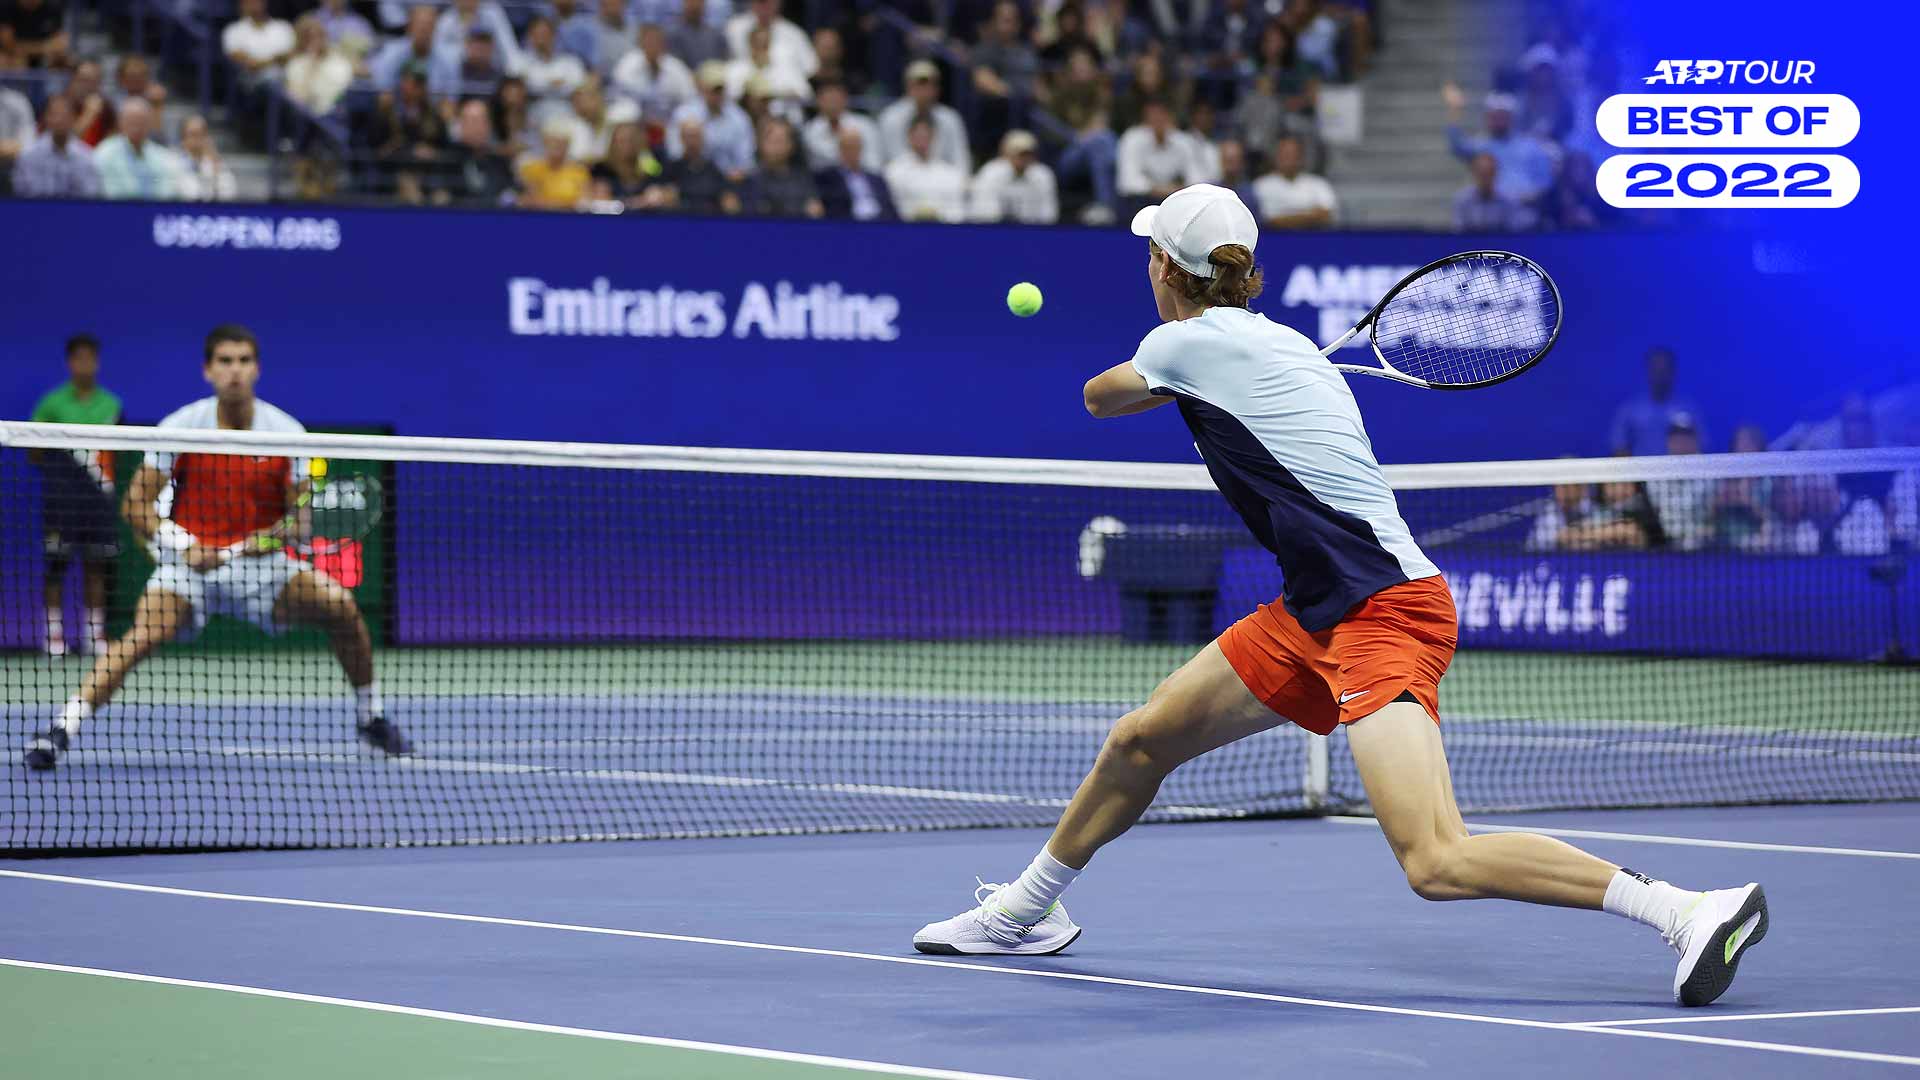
[150,521,197,565]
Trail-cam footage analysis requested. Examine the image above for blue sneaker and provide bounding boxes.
[23,727,69,771]
[356,716,414,756]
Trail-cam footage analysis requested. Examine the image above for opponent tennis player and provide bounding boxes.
[23,325,411,770]
[913,185,1769,1007]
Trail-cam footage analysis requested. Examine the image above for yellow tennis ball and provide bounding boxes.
[1006,282,1044,317]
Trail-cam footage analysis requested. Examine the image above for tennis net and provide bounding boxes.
[3,422,1917,853]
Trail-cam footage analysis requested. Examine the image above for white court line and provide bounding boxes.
[0,958,1027,1080]
[3,868,1917,1067]
[1564,1025,1920,1067]
[1326,816,1920,860]
[1580,1006,1920,1028]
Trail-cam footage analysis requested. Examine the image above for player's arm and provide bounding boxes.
[1084,360,1173,418]
[121,465,220,572]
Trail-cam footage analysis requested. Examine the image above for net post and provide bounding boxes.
[1303,733,1330,812]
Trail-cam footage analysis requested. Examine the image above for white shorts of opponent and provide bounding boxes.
[146,553,319,640]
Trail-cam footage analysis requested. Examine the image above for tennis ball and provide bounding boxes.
[1007,282,1044,317]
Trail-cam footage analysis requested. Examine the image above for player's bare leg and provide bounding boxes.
[274,569,411,755]
[1347,703,1768,1004]
[1347,702,1614,906]
[914,643,1279,955]
[25,588,189,769]
[1048,642,1281,867]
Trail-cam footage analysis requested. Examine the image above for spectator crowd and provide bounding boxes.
[1441,1,1628,232]
[4,0,1374,223]
[0,0,239,199]
[1523,347,1920,559]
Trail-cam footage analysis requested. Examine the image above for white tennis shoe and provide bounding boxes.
[912,879,1082,956]
[1666,882,1768,1006]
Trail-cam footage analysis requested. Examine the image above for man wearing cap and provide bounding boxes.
[668,60,756,178]
[1441,80,1557,208]
[967,129,1056,224]
[878,59,971,172]
[912,182,1769,1012]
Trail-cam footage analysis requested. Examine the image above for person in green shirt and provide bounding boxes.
[29,334,124,658]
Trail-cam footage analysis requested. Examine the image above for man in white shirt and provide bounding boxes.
[1115,98,1206,203]
[726,24,810,104]
[555,78,640,164]
[1251,134,1337,229]
[885,115,968,222]
[613,24,698,124]
[223,0,295,77]
[1647,417,1716,552]
[877,59,971,172]
[968,129,1057,223]
[0,83,32,193]
[515,15,588,104]
[802,78,880,171]
[724,0,816,79]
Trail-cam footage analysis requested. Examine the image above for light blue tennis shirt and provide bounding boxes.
[1130,306,1440,631]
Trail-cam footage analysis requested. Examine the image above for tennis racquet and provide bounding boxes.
[1322,250,1562,390]
[220,458,384,564]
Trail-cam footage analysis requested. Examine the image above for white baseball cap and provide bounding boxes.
[1129,184,1259,279]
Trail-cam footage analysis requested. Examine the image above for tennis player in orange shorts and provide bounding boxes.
[914,185,1768,1007]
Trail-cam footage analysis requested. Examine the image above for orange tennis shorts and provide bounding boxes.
[1217,575,1458,736]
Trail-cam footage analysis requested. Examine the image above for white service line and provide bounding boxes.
[1579,1005,1920,1028]
[0,958,1029,1080]
[1565,1024,1920,1067]
[4,867,1917,1068]
[1326,816,1920,860]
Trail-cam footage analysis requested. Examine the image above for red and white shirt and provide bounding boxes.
[146,398,307,548]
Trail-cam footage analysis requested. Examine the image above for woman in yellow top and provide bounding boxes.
[518,116,591,210]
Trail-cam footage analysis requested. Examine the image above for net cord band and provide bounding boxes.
[1,422,1915,492]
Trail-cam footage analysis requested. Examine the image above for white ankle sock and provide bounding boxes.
[994,848,1082,924]
[58,698,92,736]
[1603,868,1701,938]
[355,681,384,724]
[46,609,64,643]
[86,607,106,644]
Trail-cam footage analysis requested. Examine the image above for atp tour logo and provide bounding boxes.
[1643,60,1815,86]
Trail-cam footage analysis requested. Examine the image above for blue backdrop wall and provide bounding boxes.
[1,201,1905,463]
